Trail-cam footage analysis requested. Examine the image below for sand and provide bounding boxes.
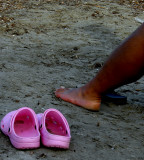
[0,0,144,159]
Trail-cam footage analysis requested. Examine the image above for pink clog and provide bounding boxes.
[1,107,40,149]
[37,109,71,149]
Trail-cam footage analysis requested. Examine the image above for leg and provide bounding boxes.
[55,23,144,111]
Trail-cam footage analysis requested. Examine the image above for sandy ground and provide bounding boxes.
[0,0,144,159]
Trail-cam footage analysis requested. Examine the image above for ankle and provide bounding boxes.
[81,85,101,99]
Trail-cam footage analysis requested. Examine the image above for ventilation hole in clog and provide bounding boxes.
[40,124,42,129]
[35,125,36,130]
[53,121,57,125]
[60,126,63,130]
[8,128,10,132]
[51,116,54,120]
[46,118,50,121]
[66,130,67,134]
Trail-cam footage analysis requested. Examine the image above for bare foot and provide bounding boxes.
[55,87,101,111]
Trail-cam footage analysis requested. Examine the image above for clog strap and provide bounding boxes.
[1,110,16,135]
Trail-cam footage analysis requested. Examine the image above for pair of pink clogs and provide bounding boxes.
[0,107,71,149]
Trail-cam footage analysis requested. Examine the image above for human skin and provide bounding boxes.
[55,23,144,111]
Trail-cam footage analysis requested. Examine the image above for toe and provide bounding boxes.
[55,88,68,97]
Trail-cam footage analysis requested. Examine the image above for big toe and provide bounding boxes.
[55,88,68,97]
